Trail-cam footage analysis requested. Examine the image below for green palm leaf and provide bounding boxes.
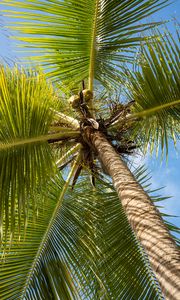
[0,171,103,300]
[0,65,57,241]
[124,29,180,157]
[1,0,168,90]
[72,176,164,299]
[0,172,165,300]
[0,192,58,300]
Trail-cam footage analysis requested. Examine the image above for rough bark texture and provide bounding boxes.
[88,129,180,300]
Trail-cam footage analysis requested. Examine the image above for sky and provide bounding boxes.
[0,1,179,231]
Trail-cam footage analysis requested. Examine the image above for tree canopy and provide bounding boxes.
[0,1,179,299]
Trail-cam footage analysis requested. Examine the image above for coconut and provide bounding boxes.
[68,95,81,109]
[82,89,93,102]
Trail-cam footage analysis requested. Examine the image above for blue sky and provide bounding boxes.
[0,1,179,231]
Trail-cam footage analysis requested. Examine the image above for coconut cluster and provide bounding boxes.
[68,89,93,109]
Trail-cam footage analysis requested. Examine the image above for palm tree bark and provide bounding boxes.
[87,128,180,300]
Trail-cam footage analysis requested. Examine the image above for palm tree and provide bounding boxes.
[0,0,180,299]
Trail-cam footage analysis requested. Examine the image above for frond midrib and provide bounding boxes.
[88,0,100,95]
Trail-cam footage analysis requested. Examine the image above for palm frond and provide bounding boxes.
[0,172,103,300]
[0,191,58,300]
[124,29,180,158]
[74,175,164,299]
[56,143,81,167]
[1,166,167,299]
[0,131,80,150]
[0,65,57,241]
[1,0,168,89]
[50,108,80,129]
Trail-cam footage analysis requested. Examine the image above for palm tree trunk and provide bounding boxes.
[87,129,180,300]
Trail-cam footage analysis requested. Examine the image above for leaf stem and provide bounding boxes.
[0,131,80,151]
[50,108,80,129]
[88,0,99,101]
[56,144,81,167]
[133,99,180,118]
[110,99,180,128]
